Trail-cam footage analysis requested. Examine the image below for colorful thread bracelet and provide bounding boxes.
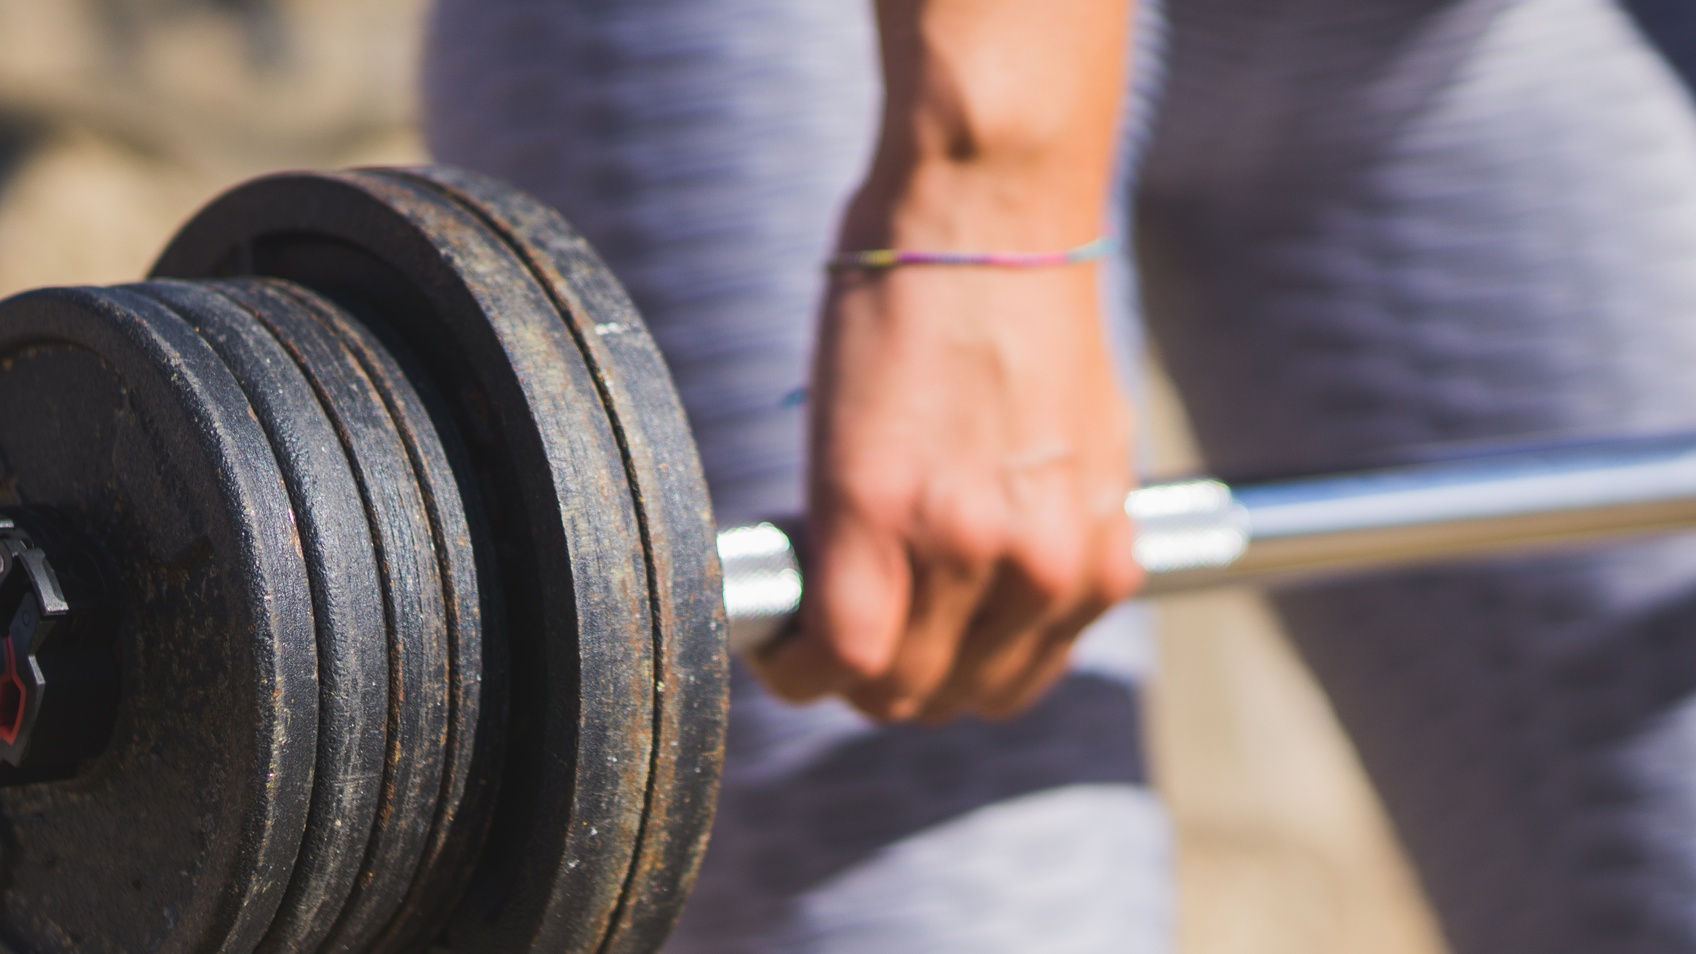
[826,235,1118,271]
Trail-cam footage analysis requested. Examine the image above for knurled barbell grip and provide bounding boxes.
[720,432,1696,655]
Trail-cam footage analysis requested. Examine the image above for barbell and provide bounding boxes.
[0,165,1693,953]
[722,431,1696,651]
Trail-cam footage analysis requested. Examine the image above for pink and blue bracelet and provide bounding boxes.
[827,235,1118,271]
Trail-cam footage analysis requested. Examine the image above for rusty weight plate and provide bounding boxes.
[131,279,392,954]
[154,169,671,953]
[201,278,449,953]
[265,277,485,951]
[0,285,316,952]
[382,165,728,954]
[222,277,484,952]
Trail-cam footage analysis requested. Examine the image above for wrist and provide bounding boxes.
[840,156,1108,255]
[852,0,1128,253]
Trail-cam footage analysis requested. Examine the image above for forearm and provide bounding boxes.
[849,0,1134,251]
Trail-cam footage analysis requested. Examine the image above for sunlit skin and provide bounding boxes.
[750,0,1143,723]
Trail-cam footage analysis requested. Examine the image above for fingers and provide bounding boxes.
[752,514,908,702]
[918,494,1141,722]
[844,544,993,721]
[968,597,1109,721]
[912,541,1083,723]
[754,471,1141,724]
[762,482,1003,721]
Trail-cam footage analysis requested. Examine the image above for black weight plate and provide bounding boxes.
[205,279,451,954]
[154,171,656,954]
[382,166,727,954]
[0,285,315,952]
[131,279,390,953]
[261,277,484,951]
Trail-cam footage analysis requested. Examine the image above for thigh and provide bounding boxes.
[1141,0,1696,950]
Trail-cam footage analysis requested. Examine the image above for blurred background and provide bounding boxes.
[0,1,1446,951]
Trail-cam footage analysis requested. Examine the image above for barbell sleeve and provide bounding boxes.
[719,432,1696,655]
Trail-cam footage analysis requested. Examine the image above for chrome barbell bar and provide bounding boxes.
[718,433,1696,654]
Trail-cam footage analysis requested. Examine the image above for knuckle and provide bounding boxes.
[837,645,890,684]
[979,655,1070,720]
[807,595,903,685]
[848,676,927,723]
[1101,553,1144,603]
[817,626,895,684]
[924,507,1008,569]
[1098,518,1145,602]
[1013,530,1089,603]
[829,466,915,523]
[972,672,1043,721]
[1047,611,1097,649]
[948,522,1006,568]
[804,542,910,685]
[855,694,915,724]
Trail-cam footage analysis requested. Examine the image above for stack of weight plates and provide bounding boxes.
[0,168,727,954]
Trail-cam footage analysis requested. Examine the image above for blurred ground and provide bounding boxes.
[0,1,1447,951]
[1142,371,1446,954]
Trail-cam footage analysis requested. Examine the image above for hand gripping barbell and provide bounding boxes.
[0,166,1691,953]
[722,432,1696,651]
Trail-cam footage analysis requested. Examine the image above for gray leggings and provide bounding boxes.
[424,1,1696,951]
